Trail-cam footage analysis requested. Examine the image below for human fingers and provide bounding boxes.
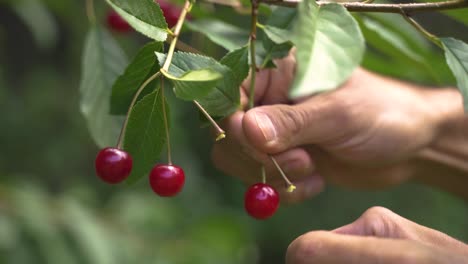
[212,112,323,202]
[240,51,296,107]
[242,95,343,155]
[286,230,463,264]
[332,206,468,254]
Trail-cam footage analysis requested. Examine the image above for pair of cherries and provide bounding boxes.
[95,148,184,196]
[95,148,280,219]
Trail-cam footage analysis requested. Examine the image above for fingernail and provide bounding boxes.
[253,111,277,143]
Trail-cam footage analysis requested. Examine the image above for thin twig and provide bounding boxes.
[248,0,259,109]
[259,0,468,14]
[400,12,443,48]
[166,35,203,54]
[161,0,192,72]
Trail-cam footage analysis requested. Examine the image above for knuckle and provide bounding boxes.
[361,206,395,237]
[363,206,394,218]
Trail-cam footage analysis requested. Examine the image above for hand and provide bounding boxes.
[286,206,468,263]
[211,52,462,203]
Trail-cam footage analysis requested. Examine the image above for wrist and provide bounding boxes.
[414,87,468,200]
[423,87,464,147]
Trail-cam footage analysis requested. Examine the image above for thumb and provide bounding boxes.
[242,98,340,154]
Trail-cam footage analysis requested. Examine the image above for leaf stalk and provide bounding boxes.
[116,71,161,149]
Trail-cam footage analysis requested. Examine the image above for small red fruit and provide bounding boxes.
[149,164,185,197]
[155,0,181,28]
[95,148,133,184]
[106,10,132,33]
[244,183,280,220]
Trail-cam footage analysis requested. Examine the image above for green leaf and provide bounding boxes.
[263,25,292,44]
[291,1,364,98]
[123,87,167,184]
[357,15,441,83]
[362,13,430,54]
[80,27,127,148]
[257,38,293,68]
[111,42,163,115]
[256,6,296,67]
[185,19,249,51]
[361,16,425,63]
[266,6,297,28]
[220,46,250,85]
[157,52,240,116]
[163,68,222,100]
[262,7,296,44]
[441,38,468,111]
[105,0,168,41]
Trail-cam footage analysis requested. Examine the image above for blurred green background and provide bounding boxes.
[0,0,467,263]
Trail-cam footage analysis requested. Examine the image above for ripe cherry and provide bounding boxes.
[244,183,280,220]
[155,0,181,28]
[149,164,185,197]
[95,148,133,184]
[106,10,132,33]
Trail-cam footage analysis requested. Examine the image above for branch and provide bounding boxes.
[260,0,468,14]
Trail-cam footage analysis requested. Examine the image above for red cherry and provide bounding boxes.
[244,183,280,220]
[106,10,132,33]
[149,164,185,197]
[155,0,181,28]
[95,148,133,184]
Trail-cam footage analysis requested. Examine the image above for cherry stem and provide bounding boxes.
[161,78,172,164]
[85,0,96,25]
[270,156,296,193]
[247,0,295,192]
[116,71,161,149]
[161,0,192,72]
[159,0,225,142]
[261,166,266,184]
[194,100,226,141]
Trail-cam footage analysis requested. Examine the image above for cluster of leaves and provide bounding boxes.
[79,0,468,185]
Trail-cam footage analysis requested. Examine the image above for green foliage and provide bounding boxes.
[79,26,127,148]
[156,52,241,116]
[291,1,365,98]
[441,38,468,111]
[356,14,443,83]
[123,87,168,184]
[162,68,222,101]
[185,19,249,51]
[261,6,296,45]
[111,42,163,115]
[105,0,168,41]
[219,46,250,85]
